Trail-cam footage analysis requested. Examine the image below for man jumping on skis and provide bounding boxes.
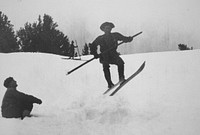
[90,22,133,88]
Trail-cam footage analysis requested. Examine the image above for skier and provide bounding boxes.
[69,41,75,59]
[1,77,42,119]
[90,22,133,88]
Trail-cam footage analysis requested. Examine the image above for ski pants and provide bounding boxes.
[101,56,125,85]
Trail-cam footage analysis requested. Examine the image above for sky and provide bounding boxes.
[1,0,200,53]
[0,50,200,134]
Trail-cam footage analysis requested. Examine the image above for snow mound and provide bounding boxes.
[0,50,200,135]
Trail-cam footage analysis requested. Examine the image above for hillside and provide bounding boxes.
[0,50,200,135]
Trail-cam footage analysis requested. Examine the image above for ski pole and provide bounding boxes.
[67,57,95,75]
[66,31,142,75]
[66,41,124,75]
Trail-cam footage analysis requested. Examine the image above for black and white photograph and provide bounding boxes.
[0,0,200,134]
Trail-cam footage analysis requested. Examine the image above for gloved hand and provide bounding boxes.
[93,53,100,59]
[129,36,133,42]
[37,99,42,104]
[124,36,133,43]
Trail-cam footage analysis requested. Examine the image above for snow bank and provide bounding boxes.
[0,50,200,135]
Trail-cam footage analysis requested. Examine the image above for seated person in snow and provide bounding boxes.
[1,77,42,119]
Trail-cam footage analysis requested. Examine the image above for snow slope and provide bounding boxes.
[0,50,200,135]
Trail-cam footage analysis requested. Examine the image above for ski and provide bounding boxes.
[103,81,121,95]
[109,61,145,96]
[61,57,87,61]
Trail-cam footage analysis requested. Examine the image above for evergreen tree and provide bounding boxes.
[0,11,18,52]
[178,44,192,51]
[17,14,70,55]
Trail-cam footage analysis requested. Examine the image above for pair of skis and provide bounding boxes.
[103,61,145,96]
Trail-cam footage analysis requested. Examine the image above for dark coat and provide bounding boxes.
[1,88,41,118]
[90,32,132,64]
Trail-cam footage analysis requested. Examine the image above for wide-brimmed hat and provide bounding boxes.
[100,22,115,31]
[4,77,14,88]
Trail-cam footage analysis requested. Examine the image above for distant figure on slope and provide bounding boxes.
[90,22,133,88]
[69,41,75,59]
[1,77,42,119]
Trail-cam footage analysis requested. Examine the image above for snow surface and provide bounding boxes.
[0,50,200,135]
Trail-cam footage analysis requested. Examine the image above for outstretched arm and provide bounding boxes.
[14,90,42,104]
[114,32,133,43]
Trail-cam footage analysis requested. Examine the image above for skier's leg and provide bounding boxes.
[103,64,114,88]
[118,64,125,81]
[116,57,125,82]
[21,103,33,119]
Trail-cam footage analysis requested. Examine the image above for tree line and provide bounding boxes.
[0,11,90,56]
[178,44,193,51]
[1,11,193,55]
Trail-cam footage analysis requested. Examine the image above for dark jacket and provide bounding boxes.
[90,32,132,63]
[1,88,41,118]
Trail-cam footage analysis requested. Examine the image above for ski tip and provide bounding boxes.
[141,61,146,67]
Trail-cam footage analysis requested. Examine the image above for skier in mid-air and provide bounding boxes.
[90,22,133,88]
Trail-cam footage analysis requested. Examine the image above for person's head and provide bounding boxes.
[100,22,115,34]
[3,77,18,88]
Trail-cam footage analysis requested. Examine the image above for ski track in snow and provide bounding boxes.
[0,50,200,135]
